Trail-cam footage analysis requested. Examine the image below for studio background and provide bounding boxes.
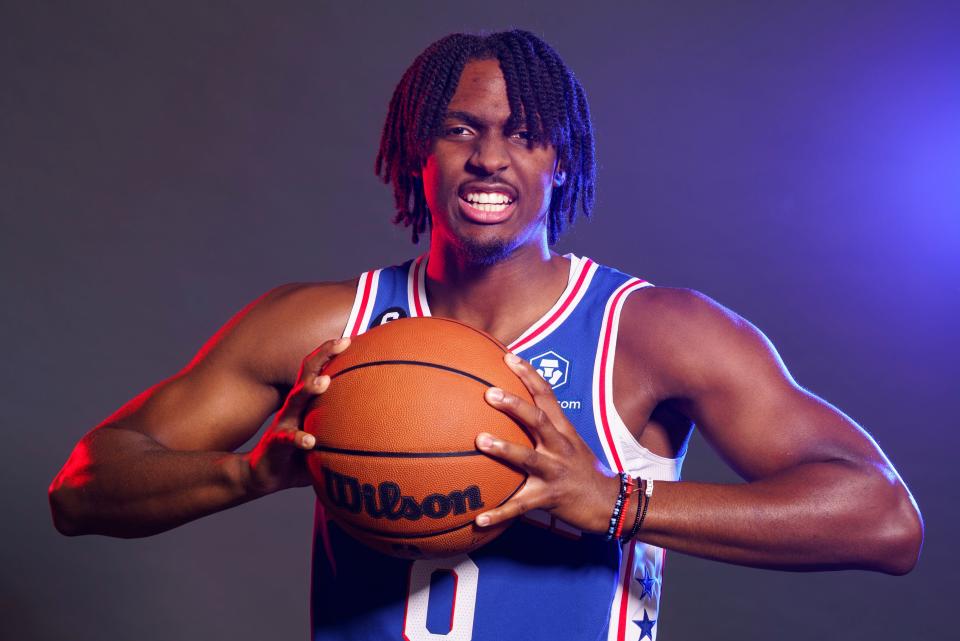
[2,2,956,639]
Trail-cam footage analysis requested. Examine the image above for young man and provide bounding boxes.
[50,30,922,640]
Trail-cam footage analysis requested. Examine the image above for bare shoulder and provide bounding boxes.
[617,286,793,398]
[193,278,359,388]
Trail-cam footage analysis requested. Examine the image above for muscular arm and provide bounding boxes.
[619,288,923,574]
[49,282,354,538]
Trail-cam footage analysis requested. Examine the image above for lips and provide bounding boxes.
[458,195,518,224]
[457,182,519,225]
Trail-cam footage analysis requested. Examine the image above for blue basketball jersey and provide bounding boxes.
[312,255,685,641]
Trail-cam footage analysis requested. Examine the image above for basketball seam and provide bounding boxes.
[311,445,484,458]
[329,359,495,387]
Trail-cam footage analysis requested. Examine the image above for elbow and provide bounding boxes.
[863,480,924,576]
[878,496,924,575]
[48,481,86,537]
[48,458,100,537]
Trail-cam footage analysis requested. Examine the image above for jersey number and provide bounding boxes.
[403,554,479,641]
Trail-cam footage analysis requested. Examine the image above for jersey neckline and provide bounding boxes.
[406,253,597,353]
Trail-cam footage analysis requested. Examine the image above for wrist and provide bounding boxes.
[592,472,623,534]
[235,451,271,500]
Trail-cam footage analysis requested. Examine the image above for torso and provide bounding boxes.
[290,254,687,641]
[262,260,692,461]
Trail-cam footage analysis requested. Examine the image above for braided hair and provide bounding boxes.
[374,30,596,245]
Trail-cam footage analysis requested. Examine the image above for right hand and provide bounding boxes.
[243,337,350,496]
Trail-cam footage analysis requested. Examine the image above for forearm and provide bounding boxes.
[631,461,922,574]
[49,426,262,538]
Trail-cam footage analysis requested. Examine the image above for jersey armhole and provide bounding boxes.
[341,269,382,338]
[593,279,686,480]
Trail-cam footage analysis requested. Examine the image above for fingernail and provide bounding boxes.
[486,387,504,402]
[476,515,490,526]
[505,352,521,365]
[477,433,493,449]
[302,434,316,449]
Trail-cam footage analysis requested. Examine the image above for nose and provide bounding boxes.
[468,133,510,176]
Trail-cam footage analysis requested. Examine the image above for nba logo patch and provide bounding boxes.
[530,351,569,389]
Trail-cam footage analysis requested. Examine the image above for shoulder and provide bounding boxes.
[620,286,749,336]
[194,278,359,388]
[245,279,358,326]
[616,286,790,398]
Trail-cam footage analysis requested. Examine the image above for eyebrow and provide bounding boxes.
[442,110,488,128]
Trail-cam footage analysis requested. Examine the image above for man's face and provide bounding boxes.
[421,58,562,263]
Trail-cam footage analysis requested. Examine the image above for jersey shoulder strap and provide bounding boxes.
[340,257,420,338]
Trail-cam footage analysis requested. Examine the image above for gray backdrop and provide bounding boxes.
[3,1,957,639]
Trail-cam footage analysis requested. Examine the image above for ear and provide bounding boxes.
[553,166,566,188]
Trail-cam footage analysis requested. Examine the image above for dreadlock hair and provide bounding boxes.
[374,30,596,245]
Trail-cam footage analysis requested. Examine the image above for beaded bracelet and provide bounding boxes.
[605,472,630,540]
[623,479,654,542]
[629,478,654,541]
[621,479,644,542]
[614,477,638,540]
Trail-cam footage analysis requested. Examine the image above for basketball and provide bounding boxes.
[303,316,534,559]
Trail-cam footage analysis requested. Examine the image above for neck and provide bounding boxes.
[425,239,570,345]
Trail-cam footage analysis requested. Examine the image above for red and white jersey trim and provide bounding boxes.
[404,254,597,353]
[407,254,429,318]
[509,255,597,354]
[342,269,382,338]
[591,277,681,641]
[592,278,652,472]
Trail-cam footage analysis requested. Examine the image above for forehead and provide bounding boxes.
[446,59,510,122]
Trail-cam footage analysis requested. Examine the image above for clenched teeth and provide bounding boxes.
[463,192,514,205]
[468,202,510,212]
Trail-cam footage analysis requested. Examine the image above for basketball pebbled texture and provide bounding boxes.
[303,316,535,559]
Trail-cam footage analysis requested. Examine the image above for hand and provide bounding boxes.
[474,352,620,535]
[243,337,350,496]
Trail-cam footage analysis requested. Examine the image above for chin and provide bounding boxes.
[455,234,513,265]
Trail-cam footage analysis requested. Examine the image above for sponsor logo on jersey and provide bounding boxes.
[530,350,570,389]
[322,468,485,521]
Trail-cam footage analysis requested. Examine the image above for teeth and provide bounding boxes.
[469,202,510,212]
[464,191,513,205]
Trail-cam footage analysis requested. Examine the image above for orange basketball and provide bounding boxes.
[303,317,534,559]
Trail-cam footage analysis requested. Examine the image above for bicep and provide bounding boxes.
[93,284,307,452]
[639,289,887,481]
[90,280,355,453]
[104,362,281,452]
[682,369,880,481]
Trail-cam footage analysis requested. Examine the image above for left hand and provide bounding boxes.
[474,352,620,535]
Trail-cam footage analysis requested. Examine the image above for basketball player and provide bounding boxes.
[49,31,922,640]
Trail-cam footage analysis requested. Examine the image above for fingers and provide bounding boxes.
[484,386,561,448]
[503,352,552,395]
[274,426,316,450]
[501,352,572,435]
[278,337,350,425]
[476,431,553,474]
[474,487,538,528]
[296,337,351,384]
[278,373,330,426]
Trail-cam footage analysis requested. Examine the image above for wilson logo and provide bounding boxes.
[322,468,485,521]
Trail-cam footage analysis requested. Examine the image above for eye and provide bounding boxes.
[445,126,473,137]
[511,130,533,141]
